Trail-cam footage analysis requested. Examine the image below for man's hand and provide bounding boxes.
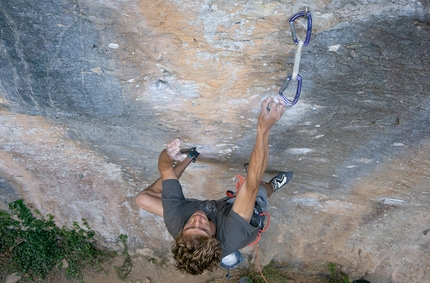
[258,97,286,132]
[158,139,187,180]
[166,139,187,162]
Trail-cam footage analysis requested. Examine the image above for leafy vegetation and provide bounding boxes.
[114,234,132,280]
[328,262,350,283]
[0,199,129,282]
[232,260,289,283]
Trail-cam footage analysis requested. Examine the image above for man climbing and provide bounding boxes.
[135,96,293,275]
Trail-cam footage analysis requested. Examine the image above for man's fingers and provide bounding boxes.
[169,147,180,157]
[266,99,284,113]
[167,139,180,148]
[168,150,186,162]
[168,139,181,151]
[167,144,180,154]
[275,101,286,113]
[262,97,286,123]
[261,98,270,112]
[166,139,183,160]
[176,153,188,162]
[166,139,191,161]
[273,103,286,119]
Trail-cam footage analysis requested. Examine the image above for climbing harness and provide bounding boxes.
[226,175,271,236]
[248,211,270,246]
[279,8,313,106]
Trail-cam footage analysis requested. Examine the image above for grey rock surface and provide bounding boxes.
[0,0,429,282]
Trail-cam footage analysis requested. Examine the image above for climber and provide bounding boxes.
[135,96,293,275]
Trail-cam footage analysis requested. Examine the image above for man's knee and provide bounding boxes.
[135,192,150,210]
[135,191,163,217]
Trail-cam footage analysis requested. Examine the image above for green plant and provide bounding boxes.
[232,260,289,283]
[0,199,116,282]
[328,262,350,283]
[147,257,157,264]
[114,234,132,280]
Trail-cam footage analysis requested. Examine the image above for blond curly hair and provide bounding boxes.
[171,231,222,275]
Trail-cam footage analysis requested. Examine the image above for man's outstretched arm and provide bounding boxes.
[232,97,286,222]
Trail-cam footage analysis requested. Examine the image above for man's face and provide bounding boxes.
[182,210,215,237]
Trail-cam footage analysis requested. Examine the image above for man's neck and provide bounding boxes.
[209,219,216,236]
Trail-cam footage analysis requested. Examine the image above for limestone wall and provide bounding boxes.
[0,0,429,281]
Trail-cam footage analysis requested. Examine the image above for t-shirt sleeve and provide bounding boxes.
[161,179,185,238]
[218,209,260,256]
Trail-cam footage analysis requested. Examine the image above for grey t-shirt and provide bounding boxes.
[161,179,259,256]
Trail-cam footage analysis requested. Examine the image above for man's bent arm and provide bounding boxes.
[158,139,188,181]
[232,97,285,222]
[158,149,177,180]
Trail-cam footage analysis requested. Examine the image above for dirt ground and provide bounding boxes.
[35,254,334,283]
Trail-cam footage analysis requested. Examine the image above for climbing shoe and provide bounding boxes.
[270,171,293,192]
[183,147,199,163]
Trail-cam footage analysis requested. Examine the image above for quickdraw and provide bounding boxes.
[279,8,313,106]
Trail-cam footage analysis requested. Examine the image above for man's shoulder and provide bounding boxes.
[161,179,182,198]
[216,209,259,256]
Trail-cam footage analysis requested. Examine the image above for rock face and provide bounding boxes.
[0,0,429,282]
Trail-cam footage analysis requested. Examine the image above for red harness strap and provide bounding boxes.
[248,212,270,246]
[235,174,245,191]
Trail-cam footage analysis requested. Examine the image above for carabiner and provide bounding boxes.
[289,10,312,46]
[226,190,236,198]
[279,75,302,106]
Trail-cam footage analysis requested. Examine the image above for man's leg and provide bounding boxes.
[258,170,293,198]
[135,157,193,217]
[259,181,274,198]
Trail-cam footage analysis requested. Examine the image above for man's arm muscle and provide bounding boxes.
[232,98,285,222]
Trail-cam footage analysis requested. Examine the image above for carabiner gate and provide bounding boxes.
[279,75,302,106]
[289,10,312,46]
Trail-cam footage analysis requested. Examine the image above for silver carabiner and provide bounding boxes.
[289,10,312,46]
[279,75,302,106]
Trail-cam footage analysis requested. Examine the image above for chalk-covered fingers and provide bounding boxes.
[258,97,286,130]
[166,139,187,162]
[269,97,286,118]
[261,97,272,114]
